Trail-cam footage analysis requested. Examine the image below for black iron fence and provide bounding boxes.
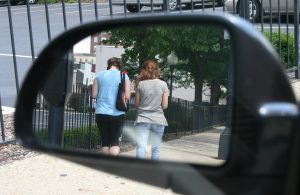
[1,0,299,144]
[0,94,5,142]
[31,85,227,151]
[165,97,227,134]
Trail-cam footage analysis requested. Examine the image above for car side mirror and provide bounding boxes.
[14,14,299,195]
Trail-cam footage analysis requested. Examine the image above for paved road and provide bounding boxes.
[0,3,114,107]
[0,125,224,194]
[0,2,296,108]
[0,3,225,107]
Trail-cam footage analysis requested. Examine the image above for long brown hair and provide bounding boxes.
[135,59,161,90]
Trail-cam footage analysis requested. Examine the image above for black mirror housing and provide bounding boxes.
[14,13,298,195]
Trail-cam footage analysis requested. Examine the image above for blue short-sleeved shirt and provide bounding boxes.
[95,70,129,116]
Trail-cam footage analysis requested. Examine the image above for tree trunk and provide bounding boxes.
[210,80,222,105]
[193,54,203,105]
[194,76,203,104]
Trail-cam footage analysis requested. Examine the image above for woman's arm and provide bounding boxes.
[135,89,140,109]
[125,79,131,101]
[91,79,98,99]
[161,91,169,109]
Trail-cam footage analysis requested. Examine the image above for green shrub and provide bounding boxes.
[165,100,193,133]
[34,129,48,141]
[264,31,295,69]
[64,125,101,150]
[68,93,89,112]
[167,120,185,133]
[65,0,78,3]
[34,126,101,150]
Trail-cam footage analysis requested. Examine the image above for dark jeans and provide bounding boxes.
[96,114,125,147]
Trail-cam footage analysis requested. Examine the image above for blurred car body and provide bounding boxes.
[111,0,224,12]
[225,0,296,22]
[0,0,37,5]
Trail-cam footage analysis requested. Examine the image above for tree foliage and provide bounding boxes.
[264,31,295,69]
[104,24,231,105]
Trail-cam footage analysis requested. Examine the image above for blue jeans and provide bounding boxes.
[135,123,165,160]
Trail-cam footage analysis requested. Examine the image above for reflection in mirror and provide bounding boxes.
[32,24,232,166]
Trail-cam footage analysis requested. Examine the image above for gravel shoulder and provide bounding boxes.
[0,144,38,166]
[1,112,38,166]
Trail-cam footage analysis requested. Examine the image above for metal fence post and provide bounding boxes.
[25,0,35,61]
[48,106,64,145]
[163,0,169,12]
[61,0,68,30]
[44,0,51,42]
[294,0,300,79]
[218,60,233,160]
[41,52,74,146]
[7,0,20,94]
[88,88,93,150]
[0,93,5,142]
[217,127,231,159]
[239,0,250,21]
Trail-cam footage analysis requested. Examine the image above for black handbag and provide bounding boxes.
[116,72,129,112]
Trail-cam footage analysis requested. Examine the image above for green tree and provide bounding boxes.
[105,24,230,105]
[264,31,295,69]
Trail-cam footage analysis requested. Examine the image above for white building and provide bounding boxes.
[95,45,125,73]
[74,63,95,86]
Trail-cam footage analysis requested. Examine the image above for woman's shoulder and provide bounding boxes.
[140,79,166,84]
[95,71,103,78]
[157,79,167,85]
[98,70,118,76]
[96,70,107,75]
[141,79,167,88]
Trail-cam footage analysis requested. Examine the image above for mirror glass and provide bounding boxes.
[32,23,232,166]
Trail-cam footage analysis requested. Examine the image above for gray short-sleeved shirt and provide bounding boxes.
[136,79,169,126]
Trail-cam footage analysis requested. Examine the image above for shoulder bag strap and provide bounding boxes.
[120,71,125,84]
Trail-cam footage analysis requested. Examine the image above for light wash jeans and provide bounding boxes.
[135,123,165,160]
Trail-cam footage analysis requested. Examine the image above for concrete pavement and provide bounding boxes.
[0,154,177,195]
[292,80,300,102]
[0,106,15,115]
[0,126,225,194]
[121,126,224,165]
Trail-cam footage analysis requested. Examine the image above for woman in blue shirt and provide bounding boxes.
[92,57,130,156]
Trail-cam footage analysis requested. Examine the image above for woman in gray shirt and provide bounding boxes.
[134,60,169,160]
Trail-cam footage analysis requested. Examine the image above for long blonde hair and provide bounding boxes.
[134,60,161,90]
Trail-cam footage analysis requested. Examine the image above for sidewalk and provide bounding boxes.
[1,106,15,115]
[0,154,176,195]
[0,126,224,194]
[121,126,224,165]
[291,80,300,102]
